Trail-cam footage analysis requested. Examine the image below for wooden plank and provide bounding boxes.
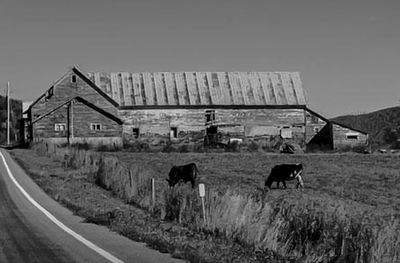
[121,72,132,106]
[248,72,263,105]
[196,72,211,105]
[94,73,101,89]
[174,72,188,105]
[142,72,155,105]
[238,72,253,105]
[116,73,125,106]
[185,72,199,105]
[206,72,219,105]
[280,72,297,105]
[258,73,274,104]
[213,72,224,104]
[270,73,286,104]
[163,72,177,105]
[131,73,143,105]
[217,72,231,105]
[228,72,245,105]
[153,72,167,105]
[110,73,120,104]
[100,73,111,95]
[290,72,306,104]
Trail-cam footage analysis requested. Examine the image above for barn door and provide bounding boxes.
[205,125,218,145]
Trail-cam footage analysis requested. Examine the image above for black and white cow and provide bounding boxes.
[265,163,304,189]
[166,163,199,188]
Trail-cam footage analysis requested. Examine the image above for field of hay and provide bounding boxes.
[109,151,400,262]
[112,151,400,212]
[23,143,400,262]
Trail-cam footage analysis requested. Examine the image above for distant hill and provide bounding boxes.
[331,106,400,148]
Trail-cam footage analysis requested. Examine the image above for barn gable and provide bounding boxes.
[88,72,307,107]
[27,67,118,119]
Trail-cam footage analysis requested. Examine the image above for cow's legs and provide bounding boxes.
[276,181,280,189]
[282,181,287,189]
[296,175,304,188]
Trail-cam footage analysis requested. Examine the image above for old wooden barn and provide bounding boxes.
[24,67,368,151]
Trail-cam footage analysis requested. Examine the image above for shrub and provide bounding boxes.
[225,141,242,152]
[246,141,259,152]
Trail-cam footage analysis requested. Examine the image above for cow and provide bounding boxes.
[166,163,199,188]
[265,163,304,189]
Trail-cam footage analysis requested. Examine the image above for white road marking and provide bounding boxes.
[0,151,124,263]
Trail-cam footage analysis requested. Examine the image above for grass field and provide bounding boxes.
[109,151,400,262]
[111,151,400,213]
[14,143,400,262]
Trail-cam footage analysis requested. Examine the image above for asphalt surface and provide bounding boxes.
[0,149,186,263]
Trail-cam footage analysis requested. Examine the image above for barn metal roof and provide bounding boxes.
[87,72,307,107]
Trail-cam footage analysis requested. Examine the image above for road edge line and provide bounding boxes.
[0,151,124,263]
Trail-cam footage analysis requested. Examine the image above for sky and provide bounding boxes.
[0,0,399,117]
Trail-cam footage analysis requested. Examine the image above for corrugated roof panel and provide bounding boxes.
[290,72,306,105]
[185,72,199,105]
[227,72,244,104]
[269,73,285,104]
[163,72,177,105]
[280,72,297,105]
[248,72,263,105]
[217,72,232,105]
[110,73,120,104]
[206,72,218,105]
[258,73,273,104]
[174,72,188,105]
[196,72,211,105]
[142,73,155,105]
[121,72,132,106]
[153,72,167,105]
[89,71,306,106]
[239,72,254,105]
[132,73,143,105]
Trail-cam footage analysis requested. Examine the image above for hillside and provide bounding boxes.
[332,106,400,148]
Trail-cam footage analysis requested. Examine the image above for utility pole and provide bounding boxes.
[6,82,10,145]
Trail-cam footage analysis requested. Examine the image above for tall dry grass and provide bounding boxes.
[31,142,400,262]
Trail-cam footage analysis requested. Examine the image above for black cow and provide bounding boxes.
[166,163,199,188]
[265,163,304,189]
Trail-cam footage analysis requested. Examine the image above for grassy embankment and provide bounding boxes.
[11,143,400,262]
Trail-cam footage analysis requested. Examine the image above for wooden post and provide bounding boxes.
[199,183,206,225]
[151,178,156,209]
[6,82,10,145]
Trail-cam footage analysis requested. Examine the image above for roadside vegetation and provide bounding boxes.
[10,142,400,263]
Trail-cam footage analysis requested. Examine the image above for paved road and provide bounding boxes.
[0,149,185,263]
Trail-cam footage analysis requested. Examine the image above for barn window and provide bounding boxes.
[170,127,178,138]
[132,128,139,138]
[205,110,216,123]
[310,115,319,124]
[346,133,359,140]
[90,123,102,131]
[71,75,77,83]
[55,123,66,131]
[45,87,54,101]
[280,127,292,138]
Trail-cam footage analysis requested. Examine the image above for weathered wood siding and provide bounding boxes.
[305,112,327,144]
[32,101,121,141]
[119,108,306,145]
[31,70,118,140]
[332,124,368,149]
[73,102,122,138]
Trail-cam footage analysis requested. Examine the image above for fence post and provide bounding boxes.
[151,178,156,211]
[199,183,206,226]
